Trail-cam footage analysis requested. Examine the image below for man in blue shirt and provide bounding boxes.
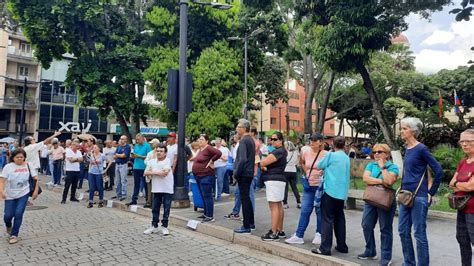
[112,135,131,201]
[127,133,152,206]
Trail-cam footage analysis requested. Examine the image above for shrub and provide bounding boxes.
[432,144,466,182]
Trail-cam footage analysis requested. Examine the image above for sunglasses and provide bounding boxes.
[270,138,280,141]
[373,150,385,154]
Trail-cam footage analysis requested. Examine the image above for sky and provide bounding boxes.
[403,1,473,74]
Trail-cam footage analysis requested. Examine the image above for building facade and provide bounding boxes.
[0,28,40,138]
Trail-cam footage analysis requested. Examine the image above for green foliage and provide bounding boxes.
[432,144,466,182]
[254,56,288,105]
[383,97,421,117]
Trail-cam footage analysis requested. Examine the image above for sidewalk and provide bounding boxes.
[41,174,460,266]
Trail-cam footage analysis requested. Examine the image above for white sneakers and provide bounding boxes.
[143,225,170,235]
[285,234,305,244]
[143,226,160,235]
[312,233,321,245]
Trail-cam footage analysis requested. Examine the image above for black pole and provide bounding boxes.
[260,93,263,138]
[174,0,190,207]
[19,77,27,144]
[244,38,248,119]
[279,107,282,132]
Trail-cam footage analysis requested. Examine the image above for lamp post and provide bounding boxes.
[228,28,264,120]
[175,0,232,207]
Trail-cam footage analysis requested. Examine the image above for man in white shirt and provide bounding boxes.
[40,144,49,174]
[166,132,178,172]
[61,140,83,204]
[103,140,117,191]
[23,131,61,171]
[214,138,231,201]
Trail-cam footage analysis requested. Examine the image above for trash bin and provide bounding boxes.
[189,175,204,211]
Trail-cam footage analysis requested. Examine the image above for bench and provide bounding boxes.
[347,189,365,209]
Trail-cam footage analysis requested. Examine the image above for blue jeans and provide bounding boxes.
[232,177,256,214]
[3,194,29,237]
[223,170,231,194]
[132,169,146,204]
[115,164,128,198]
[152,193,173,228]
[215,166,227,200]
[361,202,396,264]
[398,196,429,266]
[295,184,322,238]
[48,159,54,182]
[88,173,104,202]
[196,175,215,218]
[53,160,63,185]
[78,162,88,188]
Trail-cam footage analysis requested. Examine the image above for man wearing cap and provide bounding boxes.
[127,133,152,206]
[113,135,131,201]
[24,131,61,172]
[103,140,116,191]
[51,138,65,185]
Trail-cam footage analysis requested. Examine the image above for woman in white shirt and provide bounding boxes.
[0,149,40,244]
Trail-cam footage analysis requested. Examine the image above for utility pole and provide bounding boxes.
[18,77,27,143]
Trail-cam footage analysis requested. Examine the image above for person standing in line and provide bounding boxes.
[103,140,117,191]
[143,143,174,236]
[166,132,178,174]
[214,138,231,201]
[312,136,350,256]
[112,135,131,201]
[286,133,327,245]
[398,117,443,266]
[51,138,65,186]
[62,140,83,204]
[86,144,111,208]
[127,134,152,207]
[192,134,222,223]
[0,149,40,244]
[233,119,256,234]
[260,131,288,241]
[282,141,301,209]
[144,138,160,207]
[39,143,49,174]
[357,144,399,266]
[450,129,474,266]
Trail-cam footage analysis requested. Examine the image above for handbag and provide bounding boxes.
[396,167,425,208]
[363,171,395,211]
[447,193,472,210]
[27,163,42,197]
[92,154,108,182]
[301,150,321,191]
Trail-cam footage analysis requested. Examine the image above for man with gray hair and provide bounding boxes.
[233,119,256,234]
[24,131,61,171]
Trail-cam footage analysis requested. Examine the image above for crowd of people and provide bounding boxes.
[0,117,473,266]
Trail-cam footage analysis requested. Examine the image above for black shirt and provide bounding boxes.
[262,146,287,182]
[234,135,255,178]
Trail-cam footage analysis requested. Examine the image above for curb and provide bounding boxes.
[40,182,358,266]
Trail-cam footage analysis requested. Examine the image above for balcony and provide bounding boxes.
[0,97,37,110]
[7,46,37,65]
[3,75,39,86]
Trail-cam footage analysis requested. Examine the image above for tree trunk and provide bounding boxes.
[304,55,324,134]
[337,117,344,136]
[316,71,336,133]
[356,62,397,149]
[132,83,145,137]
[114,107,132,143]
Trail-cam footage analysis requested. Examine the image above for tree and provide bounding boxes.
[295,0,450,149]
[8,0,153,141]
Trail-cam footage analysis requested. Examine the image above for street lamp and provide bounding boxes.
[175,0,232,207]
[228,28,264,120]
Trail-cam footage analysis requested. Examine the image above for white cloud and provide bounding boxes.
[421,30,454,45]
[414,49,469,74]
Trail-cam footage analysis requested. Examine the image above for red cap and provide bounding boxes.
[168,132,177,138]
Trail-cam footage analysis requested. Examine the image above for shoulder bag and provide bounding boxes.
[363,167,395,211]
[448,171,472,210]
[92,154,109,183]
[301,150,321,190]
[27,163,42,197]
[396,166,425,208]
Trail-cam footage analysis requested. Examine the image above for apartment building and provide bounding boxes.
[0,28,40,138]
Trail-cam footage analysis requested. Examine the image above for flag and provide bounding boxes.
[438,90,443,118]
[454,90,461,114]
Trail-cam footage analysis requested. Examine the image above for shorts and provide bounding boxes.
[264,181,286,202]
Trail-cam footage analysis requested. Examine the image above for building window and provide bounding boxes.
[290,120,300,127]
[20,42,31,54]
[40,81,52,102]
[271,117,276,124]
[18,66,29,77]
[289,92,299,100]
[288,106,299,113]
[330,124,335,130]
[39,104,51,130]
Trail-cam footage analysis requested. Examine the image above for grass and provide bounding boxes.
[293,177,456,213]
